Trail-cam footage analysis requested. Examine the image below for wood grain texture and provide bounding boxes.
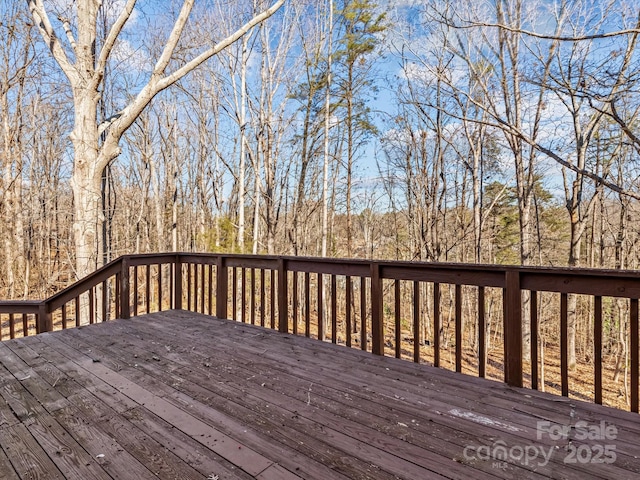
[0,310,638,479]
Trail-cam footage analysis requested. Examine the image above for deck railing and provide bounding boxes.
[0,253,638,413]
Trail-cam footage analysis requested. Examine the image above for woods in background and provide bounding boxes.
[1,0,640,301]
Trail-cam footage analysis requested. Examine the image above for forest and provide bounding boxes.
[1,0,640,302]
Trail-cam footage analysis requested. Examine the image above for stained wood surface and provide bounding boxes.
[0,310,638,479]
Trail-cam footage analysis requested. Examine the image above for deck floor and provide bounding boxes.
[0,310,639,479]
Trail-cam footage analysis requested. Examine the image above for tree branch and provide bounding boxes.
[27,0,77,82]
[99,0,285,168]
[151,0,195,79]
[463,15,640,42]
[94,0,137,90]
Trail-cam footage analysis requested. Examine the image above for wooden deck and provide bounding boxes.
[0,311,638,480]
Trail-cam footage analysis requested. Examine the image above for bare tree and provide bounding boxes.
[27,0,284,278]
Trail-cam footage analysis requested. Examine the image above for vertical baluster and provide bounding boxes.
[192,264,197,312]
[630,298,639,413]
[232,267,237,321]
[133,266,138,317]
[146,264,151,313]
[413,281,420,363]
[530,291,538,389]
[115,275,121,319]
[208,264,214,315]
[62,303,67,329]
[75,296,80,327]
[360,276,366,351]
[478,286,486,379]
[331,275,337,343]
[394,280,401,358]
[170,261,174,309]
[9,313,15,339]
[187,264,192,311]
[560,293,569,397]
[433,283,440,367]
[371,264,383,356]
[270,269,276,329]
[594,296,603,404]
[89,289,95,324]
[277,259,288,334]
[215,257,227,319]
[455,284,462,373]
[318,273,324,341]
[22,314,28,337]
[346,276,352,348]
[158,264,163,312]
[102,280,108,321]
[200,263,205,313]
[293,271,299,335]
[304,272,310,337]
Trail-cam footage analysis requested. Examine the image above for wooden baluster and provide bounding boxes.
[232,267,237,321]
[208,264,213,315]
[146,264,151,314]
[9,314,15,339]
[115,275,121,320]
[121,256,130,319]
[102,280,108,321]
[478,286,486,379]
[560,293,568,397]
[433,283,440,367]
[62,303,67,329]
[455,284,462,373]
[278,259,288,334]
[304,272,310,337]
[594,296,603,404]
[414,281,421,363]
[75,296,80,326]
[631,298,639,413]
[530,290,538,388]
[270,269,276,330]
[346,276,352,348]
[170,261,174,309]
[318,273,324,341]
[89,289,95,324]
[293,271,299,336]
[133,266,138,317]
[504,271,523,388]
[330,275,337,343]
[215,257,228,319]
[201,263,206,313]
[394,280,401,358]
[360,276,366,351]
[371,263,383,356]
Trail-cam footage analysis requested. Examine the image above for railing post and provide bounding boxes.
[370,262,384,356]
[175,255,183,310]
[216,256,228,319]
[504,269,523,387]
[120,256,130,319]
[278,258,288,333]
[37,302,52,334]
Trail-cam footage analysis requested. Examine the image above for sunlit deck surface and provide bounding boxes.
[0,311,639,480]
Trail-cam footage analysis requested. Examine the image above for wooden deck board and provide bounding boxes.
[0,310,638,479]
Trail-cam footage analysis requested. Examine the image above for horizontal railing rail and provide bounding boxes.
[0,253,638,413]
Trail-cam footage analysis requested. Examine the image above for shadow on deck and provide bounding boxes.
[0,310,638,479]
